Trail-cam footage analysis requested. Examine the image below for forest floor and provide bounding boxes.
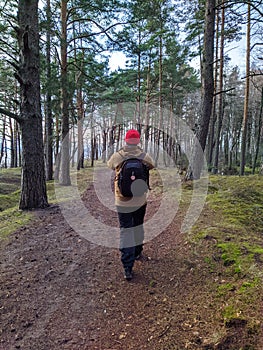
[0,168,262,350]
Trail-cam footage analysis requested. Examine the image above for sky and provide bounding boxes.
[37,0,248,74]
[108,38,247,73]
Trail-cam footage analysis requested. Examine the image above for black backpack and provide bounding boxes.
[117,153,149,197]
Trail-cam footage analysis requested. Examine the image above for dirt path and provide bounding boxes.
[0,184,262,350]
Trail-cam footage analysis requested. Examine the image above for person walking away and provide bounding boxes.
[107,129,154,280]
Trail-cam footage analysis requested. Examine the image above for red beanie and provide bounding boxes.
[125,129,141,145]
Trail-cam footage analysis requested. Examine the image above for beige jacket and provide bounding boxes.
[107,145,154,207]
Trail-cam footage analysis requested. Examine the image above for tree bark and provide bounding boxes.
[0,116,6,166]
[207,6,220,169]
[252,87,263,174]
[192,0,216,179]
[144,58,151,153]
[59,0,71,185]
[154,34,163,166]
[45,0,53,181]
[9,118,15,167]
[17,0,48,209]
[77,88,84,170]
[240,2,251,176]
[213,1,225,174]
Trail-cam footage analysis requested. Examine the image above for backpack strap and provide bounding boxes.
[138,152,146,160]
[118,151,146,161]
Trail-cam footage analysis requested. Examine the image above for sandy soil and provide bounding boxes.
[0,183,262,350]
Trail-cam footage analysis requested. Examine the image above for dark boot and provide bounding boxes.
[135,244,143,260]
[124,267,133,281]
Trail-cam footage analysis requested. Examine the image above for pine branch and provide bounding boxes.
[214,87,235,96]
[0,107,22,123]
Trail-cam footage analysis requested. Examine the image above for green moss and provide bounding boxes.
[238,278,260,294]
[0,190,21,211]
[223,304,238,322]
[204,256,216,272]
[0,207,32,238]
[0,182,20,195]
[0,166,97,240]
[46,181,56,203]
[0,168,21,195]
[217,242,241,267]
[217,283,236,296]
[190,175,263,328]
[0,168,34,238]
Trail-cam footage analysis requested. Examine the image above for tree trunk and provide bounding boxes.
[102,129,107,163]
[192,0,216,179]
[77,91,84,170]
[9,118,15,167]
[154,34,163,166]
[17,0,48,209]
[13,121,19,167]
[213,1,225,174]
[136,29,142,129]
[240,2,251,175]
[144,58,151,153]
[59,0,71,185]
[45,0,53,181]
[0,116,6,165]
[252,87,263,174]
[207,5,220,169]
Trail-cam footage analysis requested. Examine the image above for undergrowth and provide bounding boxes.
[0,168,31,237]
[189,175,263,329]
[0,166,95,238]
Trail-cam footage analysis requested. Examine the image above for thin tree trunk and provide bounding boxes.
[45,0,53,180]
[144,58,151,153]
[13,121,19,167]
[252,87,263,174]
[136,29,141,130]
[54,114,60,180]
[240,2,251,175]
[0,116,6,165]
[207,5,220,169]
[9,118,15,167]
[59,0,71,185]
[155,34,163,166]
[77,89,84,170]
[102,129,107,163]
[213,1,225,174]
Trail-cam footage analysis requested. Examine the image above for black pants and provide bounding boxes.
[117,204,147,269]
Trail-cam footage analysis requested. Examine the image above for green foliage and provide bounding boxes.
[101,69,137,103]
